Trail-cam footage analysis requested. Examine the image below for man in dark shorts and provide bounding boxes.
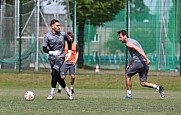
[42,19,73,100]
[117,30,165,100]
[58,32,79,94]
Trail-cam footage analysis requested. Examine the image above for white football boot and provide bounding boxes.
[47,94,54,100]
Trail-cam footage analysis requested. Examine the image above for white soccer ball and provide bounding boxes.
[24,91,35,101]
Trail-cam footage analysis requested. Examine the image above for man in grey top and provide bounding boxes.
[42,19,73,100]
[117,30,165,100]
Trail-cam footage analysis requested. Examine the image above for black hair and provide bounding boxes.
[117,30,129,38]
[50,19,59,26]
[67,32,74,42]
[67,32,74,38]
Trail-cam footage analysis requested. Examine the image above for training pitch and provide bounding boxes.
[0,69,181,115]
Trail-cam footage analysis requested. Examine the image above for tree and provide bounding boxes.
[107,28,124,55]
[69,0,125,68]
[130,0,151,21]
[106,0,155,55]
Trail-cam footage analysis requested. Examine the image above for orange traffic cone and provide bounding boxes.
[95,64,100,73]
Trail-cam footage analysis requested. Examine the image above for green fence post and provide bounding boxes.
[19,0,22,72]
[125,0,130,73]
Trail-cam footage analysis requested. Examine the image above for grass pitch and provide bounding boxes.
[0,69,181,115]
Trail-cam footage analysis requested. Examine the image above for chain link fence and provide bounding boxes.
[0,0,180,71]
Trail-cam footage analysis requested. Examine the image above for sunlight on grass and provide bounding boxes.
[0,70,181,114]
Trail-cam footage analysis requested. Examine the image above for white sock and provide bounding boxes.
[64,86,69,92]
[127,90,132,97]
[153,84,159,90]
[70,85,74,89]
[50,88,55,95]
[58,85,62,90]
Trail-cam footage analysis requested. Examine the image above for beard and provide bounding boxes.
[54,27,60,33]
[119,39,125,43]
[122,41,126,43]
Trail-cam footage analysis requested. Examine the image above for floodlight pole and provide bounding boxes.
[0,0,3,44]
[73,0,76,41]
[19,0,22,72]
[35,0,40,71]
[125,0,130,72]
[15,0,19,70]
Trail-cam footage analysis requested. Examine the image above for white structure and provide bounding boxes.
[41,0,67,14]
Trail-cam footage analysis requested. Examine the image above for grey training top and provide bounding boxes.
[127,38,145,62]
[42,31,70,60]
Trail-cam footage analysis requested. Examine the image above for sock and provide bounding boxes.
[153,84,159,90]
[127,90,132,97]
[70,85,74,89]
[50,88,55,95]
[58,85,62,90]
[64,86,69,93]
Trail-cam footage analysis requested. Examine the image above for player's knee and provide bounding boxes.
[71,75,75,79]
[126,75,131,80]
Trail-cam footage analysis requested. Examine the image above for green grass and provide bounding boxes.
[0,69,181,115]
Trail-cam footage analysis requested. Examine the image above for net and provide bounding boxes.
[0,0,72,70]
[0,0,180,71]
[83,0,180,71]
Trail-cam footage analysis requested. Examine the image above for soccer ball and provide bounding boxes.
[24,91,34,101]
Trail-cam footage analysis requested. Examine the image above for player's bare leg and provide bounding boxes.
[140,81,165,98]
[70,75,75,93]
[125,75,132,99]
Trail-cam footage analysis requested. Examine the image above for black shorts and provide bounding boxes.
[61,63,76,76]
[126,61,149,82]
[49,57,65,72]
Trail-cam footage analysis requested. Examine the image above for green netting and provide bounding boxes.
[83,0,180,71]
[0,37,49,69]
[0,0,180,71]
[0,0,70,70]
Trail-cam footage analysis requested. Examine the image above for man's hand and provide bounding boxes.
[65,50,72,62]
[49,50,61,57]
[146,59,151,65]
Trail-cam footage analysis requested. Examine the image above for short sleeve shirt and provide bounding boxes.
[127,38,145,62]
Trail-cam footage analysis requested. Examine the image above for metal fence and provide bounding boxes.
[0,0,180,72]
[83,0,180,71]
